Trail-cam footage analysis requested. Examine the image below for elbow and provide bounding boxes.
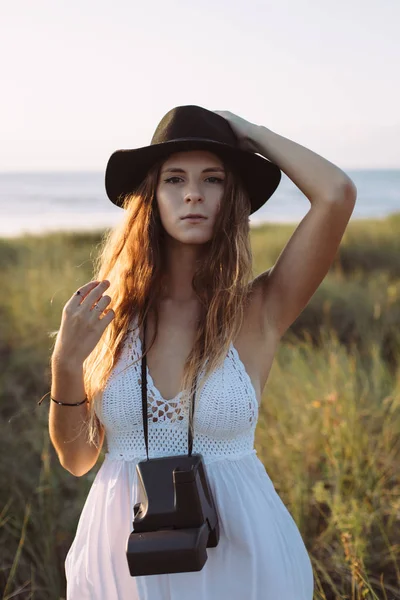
[53,428,104,477]
[335,178,358,204]
[59,456,95,477]
[65,465,90,478]
[324,178,357,206]
[343,178,357,203]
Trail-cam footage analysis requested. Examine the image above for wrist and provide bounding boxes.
[248,124,276,153]
[52,352,84,373]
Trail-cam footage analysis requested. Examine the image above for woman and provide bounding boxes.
[48,105,357,599]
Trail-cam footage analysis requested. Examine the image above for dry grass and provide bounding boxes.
[1,213,399,599]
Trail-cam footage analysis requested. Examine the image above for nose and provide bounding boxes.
[184,189,204,204]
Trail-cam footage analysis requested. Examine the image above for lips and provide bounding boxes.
[182,215,206,219]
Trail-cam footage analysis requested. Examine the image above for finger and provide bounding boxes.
[99,308,115,328]
[67,280,100,308]
[89,295,111,315]
[81,280,110,310]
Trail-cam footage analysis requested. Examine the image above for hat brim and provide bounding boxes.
[105,138,281,215]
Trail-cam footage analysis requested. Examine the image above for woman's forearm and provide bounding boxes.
[249,125,357,205]
[49,355,99,476]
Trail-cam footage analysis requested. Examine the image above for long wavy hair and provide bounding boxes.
[83,150,255,447]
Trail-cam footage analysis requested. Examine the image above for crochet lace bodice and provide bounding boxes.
[96,316,259,464]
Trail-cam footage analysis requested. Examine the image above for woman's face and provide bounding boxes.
[156,150,226,245]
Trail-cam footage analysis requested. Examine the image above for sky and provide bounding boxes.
[1,0,399,172]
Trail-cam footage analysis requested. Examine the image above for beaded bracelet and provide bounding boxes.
[51,396,89,406]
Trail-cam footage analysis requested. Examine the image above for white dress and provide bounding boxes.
[65,316,314,599]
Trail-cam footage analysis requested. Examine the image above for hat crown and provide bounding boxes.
[151,105,239,147]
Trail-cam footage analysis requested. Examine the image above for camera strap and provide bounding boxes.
[140,315,198,461]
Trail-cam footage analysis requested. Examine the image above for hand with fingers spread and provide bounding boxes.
[53,280,115,367]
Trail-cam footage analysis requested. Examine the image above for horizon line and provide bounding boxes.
[1,166,400,175]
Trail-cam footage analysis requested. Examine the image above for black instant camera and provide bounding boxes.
[126,454,219,576]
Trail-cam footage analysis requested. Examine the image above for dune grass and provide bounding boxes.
[0,213,399,599]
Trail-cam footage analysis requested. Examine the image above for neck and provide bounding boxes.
[161,237,206,303]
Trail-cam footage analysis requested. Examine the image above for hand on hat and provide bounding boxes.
[213,110,260,153]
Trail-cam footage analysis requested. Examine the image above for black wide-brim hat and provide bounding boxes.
[105,105,282,215]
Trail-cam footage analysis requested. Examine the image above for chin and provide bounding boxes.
[166,230,212,245]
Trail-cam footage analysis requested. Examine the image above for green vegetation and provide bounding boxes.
[1,213,399,599]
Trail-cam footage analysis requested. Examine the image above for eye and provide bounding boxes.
[207,177,224,184]
[164,177,224,184]
[164,177,182,183]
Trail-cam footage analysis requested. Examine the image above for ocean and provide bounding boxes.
[0,169,399,238]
